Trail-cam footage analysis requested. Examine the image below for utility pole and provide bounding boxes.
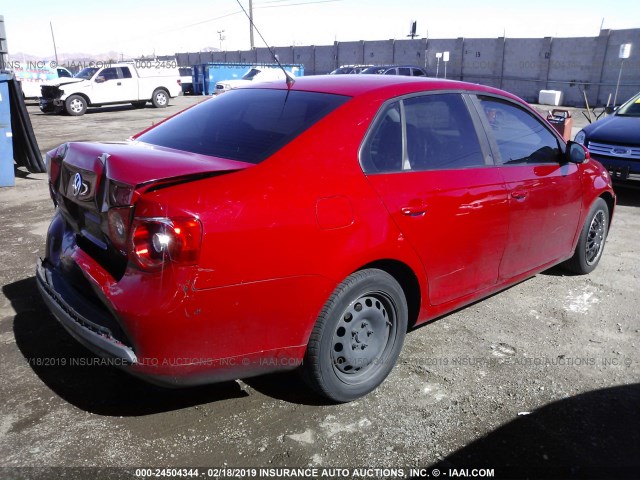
[50,21,59,65]
[249,0,255,49]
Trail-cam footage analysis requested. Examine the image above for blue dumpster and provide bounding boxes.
[190,63,305,95]
[192,65,205,95]
[0,72,14,187]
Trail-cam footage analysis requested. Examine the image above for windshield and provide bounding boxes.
[137,88,350,164]
[75,67,99,80]
[616,92,640,117]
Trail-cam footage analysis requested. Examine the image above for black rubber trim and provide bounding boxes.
[36,259,137,364]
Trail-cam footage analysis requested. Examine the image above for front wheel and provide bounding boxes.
[151,89,169,108]
[303,269,408,402]
[64,95,87,116]
[563,197,609,274]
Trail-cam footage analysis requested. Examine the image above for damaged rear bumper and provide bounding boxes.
[36,258,138,364]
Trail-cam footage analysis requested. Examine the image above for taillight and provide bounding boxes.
[131,217,202,271]
[108,207,133,254]
[108,180,134,206]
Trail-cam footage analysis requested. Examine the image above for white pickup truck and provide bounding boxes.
[39,62,182,116]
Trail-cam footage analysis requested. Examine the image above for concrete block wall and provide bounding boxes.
[460,38,503,89]
[546,37,596,107]
[394,39,426,68]
[176,28,640,106]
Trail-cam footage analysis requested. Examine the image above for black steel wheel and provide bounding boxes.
[563,197,609,274]
[303,269,408,402]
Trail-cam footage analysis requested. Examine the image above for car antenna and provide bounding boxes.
[235,0,295,89]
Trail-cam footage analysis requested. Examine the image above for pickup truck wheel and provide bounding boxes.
[65,95,87,116]
[131,101,146,109]
[151,89,169,108]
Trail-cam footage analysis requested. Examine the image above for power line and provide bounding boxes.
[163,0,342,33]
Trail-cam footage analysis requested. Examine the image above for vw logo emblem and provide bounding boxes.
[72,172,84,197]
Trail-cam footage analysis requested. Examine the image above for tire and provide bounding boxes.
[563,197,609,274]
[131,101,146,109]
[303,269,408,402]
[151,89,169,108]
[64,95,87,116]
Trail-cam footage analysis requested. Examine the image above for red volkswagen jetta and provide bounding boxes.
[37,75,615,402]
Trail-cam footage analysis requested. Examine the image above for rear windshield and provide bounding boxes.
[137,89,349,164]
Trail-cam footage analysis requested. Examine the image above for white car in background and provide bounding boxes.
[14,65,74,99]
[215,65,300,94]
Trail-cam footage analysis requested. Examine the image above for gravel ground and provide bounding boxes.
[0,96,638,480]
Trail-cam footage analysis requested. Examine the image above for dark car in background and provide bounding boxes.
[360,65,428,76]
[575,91,640,182]
[330,65,372,74]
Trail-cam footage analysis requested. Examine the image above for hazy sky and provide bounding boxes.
[3,0,640,58]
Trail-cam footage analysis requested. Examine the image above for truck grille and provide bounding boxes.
[588,141,640,162]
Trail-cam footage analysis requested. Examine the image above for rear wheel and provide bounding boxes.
[303,269,407,402]
[563,197,609,274]
[151,89,169,108]
[65,95,87,116]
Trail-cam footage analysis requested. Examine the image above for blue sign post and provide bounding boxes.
[0,72,15,187]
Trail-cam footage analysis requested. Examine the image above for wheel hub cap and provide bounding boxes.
[331,294,394,378]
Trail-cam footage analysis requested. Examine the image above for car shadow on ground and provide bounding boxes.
[426,383,640,479]
[5,276,248,416]
[243,373,335,407]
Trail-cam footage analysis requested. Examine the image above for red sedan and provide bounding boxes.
[37,75,615,402]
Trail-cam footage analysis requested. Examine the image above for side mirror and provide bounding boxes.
[95,76,105,83]
[605,105,619,115]
[567,141,587,164]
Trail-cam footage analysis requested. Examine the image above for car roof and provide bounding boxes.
[252,74,522,102]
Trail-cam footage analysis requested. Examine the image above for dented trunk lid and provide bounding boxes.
[53,141,253,277]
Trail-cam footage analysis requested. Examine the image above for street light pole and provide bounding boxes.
[249,0,255,49]
[50,21,59,65]
[614,43,632,106]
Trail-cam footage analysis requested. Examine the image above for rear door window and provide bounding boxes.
[119,67,133,79]
[361,93,486,173]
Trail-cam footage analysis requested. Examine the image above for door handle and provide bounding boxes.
[117,82,122,86]
[401,205,427,217]
[511,191,528,200]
